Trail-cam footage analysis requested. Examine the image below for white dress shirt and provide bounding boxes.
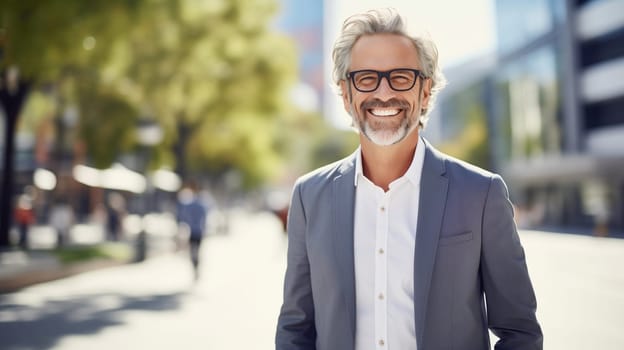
[353,137,425,350]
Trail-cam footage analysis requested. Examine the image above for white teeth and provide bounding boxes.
[370,109,400,117]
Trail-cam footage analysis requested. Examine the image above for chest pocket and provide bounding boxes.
[438,231,473,246]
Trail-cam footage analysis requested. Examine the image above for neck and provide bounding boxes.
[360,130,420,192]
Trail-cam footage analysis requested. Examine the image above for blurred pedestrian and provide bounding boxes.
[276,8,542,350]
[106,192,126,241]
[49,198,74,248]
[14,193,35,249]
[266,189,290,234]
[177,183,209,280]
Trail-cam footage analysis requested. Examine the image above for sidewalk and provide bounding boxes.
[3,217,621,295]
[0,213,179,293]
[0,209,287,350]
[0,248,127,293]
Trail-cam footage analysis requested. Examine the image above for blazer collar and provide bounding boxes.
[414,140,448,348]
[333,153,357,343]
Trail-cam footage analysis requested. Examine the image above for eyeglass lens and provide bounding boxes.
[351,69,419,92]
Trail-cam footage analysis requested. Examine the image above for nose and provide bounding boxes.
[373,76,395,101]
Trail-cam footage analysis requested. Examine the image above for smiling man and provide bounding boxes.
[276,8,542,350]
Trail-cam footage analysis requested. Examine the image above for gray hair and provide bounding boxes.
[332,8,447,127]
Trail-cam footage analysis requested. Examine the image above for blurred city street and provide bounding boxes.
[0,210,288,350]
[0,209,623,350]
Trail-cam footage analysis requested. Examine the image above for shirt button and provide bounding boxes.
[380,206,385,212]
[379,339,385,346]
[378,293,384,300]
[378,248,384,254]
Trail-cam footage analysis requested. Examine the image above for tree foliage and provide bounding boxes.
[1,0,297,186]
[0,0,298,246]
[93,0,298,185]
[0,0,140,81]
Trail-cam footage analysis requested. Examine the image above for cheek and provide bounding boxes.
[342,90,358,112]
[346,95,362,114]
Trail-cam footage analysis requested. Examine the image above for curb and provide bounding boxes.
[0,259,129,294]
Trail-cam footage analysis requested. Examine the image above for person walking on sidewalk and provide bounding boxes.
[276,8,542,350]
[176,183,209,280]
[14,194,35,250]
[106,192,126,241]
[49,198,75,248]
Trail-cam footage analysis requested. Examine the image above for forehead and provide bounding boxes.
[350,33,421,71]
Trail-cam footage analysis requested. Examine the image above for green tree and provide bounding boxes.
[0,0,142,246]
[109,0,297,185]
[0,0,297,246]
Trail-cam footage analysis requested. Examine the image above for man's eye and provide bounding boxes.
[392,73,413,81]
[358,76,377,84]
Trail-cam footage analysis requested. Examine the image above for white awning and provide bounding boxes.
[73,163,146,193]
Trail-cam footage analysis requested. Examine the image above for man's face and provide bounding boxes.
[340,33,431,146]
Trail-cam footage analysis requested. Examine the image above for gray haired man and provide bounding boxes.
[276,8,542,350]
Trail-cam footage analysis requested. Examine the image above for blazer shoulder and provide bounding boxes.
[428,144,501,186]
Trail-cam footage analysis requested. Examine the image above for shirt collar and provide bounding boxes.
[354,146,364,186]
[354,136,426,187]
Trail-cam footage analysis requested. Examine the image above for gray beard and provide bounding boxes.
[354,111,418,146]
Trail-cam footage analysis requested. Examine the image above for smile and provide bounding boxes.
[368,108,401,117]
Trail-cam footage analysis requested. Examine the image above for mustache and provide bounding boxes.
[361,98,410,110]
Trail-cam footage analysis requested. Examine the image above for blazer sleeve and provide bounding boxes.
[275,182,317,349]
[481,175,543,350]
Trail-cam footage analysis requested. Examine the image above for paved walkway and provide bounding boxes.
[0,210,287,350]
[520,230,624,349]
[0,214,178,292]
[0,210,623,349]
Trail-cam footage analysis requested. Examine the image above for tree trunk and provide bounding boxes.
[0,75,30,247]
[174,120,190,181]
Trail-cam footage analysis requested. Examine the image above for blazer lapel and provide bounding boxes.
[414,141,448,348]
[333,156,357,342]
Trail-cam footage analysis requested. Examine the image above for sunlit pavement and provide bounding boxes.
[520,230,624,350]
[0,209,287,350]
[0,210,623,350]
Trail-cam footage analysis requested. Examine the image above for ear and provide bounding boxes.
[420,78,433,111]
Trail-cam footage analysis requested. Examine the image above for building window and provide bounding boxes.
[496,0,555,54]
[495,46,561,161]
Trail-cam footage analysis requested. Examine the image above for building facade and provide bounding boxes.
[434,0,624,234]
[274,0,324,113]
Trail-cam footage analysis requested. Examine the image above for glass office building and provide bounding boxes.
[435,0,624,234]
[495,0,624,234]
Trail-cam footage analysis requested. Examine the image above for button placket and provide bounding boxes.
[374,193,388,350]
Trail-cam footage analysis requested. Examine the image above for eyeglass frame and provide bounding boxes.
[346,68,427,93]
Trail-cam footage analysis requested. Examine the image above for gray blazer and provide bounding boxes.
[276,140,542,350]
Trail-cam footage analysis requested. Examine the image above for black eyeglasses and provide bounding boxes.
[346,68,426,92]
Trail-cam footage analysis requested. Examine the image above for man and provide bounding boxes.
[276,8,542,350]
[177,183,209,280]
[14,193,35,250]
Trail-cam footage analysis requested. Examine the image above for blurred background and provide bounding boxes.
[0,0,623,349]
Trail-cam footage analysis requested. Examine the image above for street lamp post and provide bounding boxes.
[134,119,163,262]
